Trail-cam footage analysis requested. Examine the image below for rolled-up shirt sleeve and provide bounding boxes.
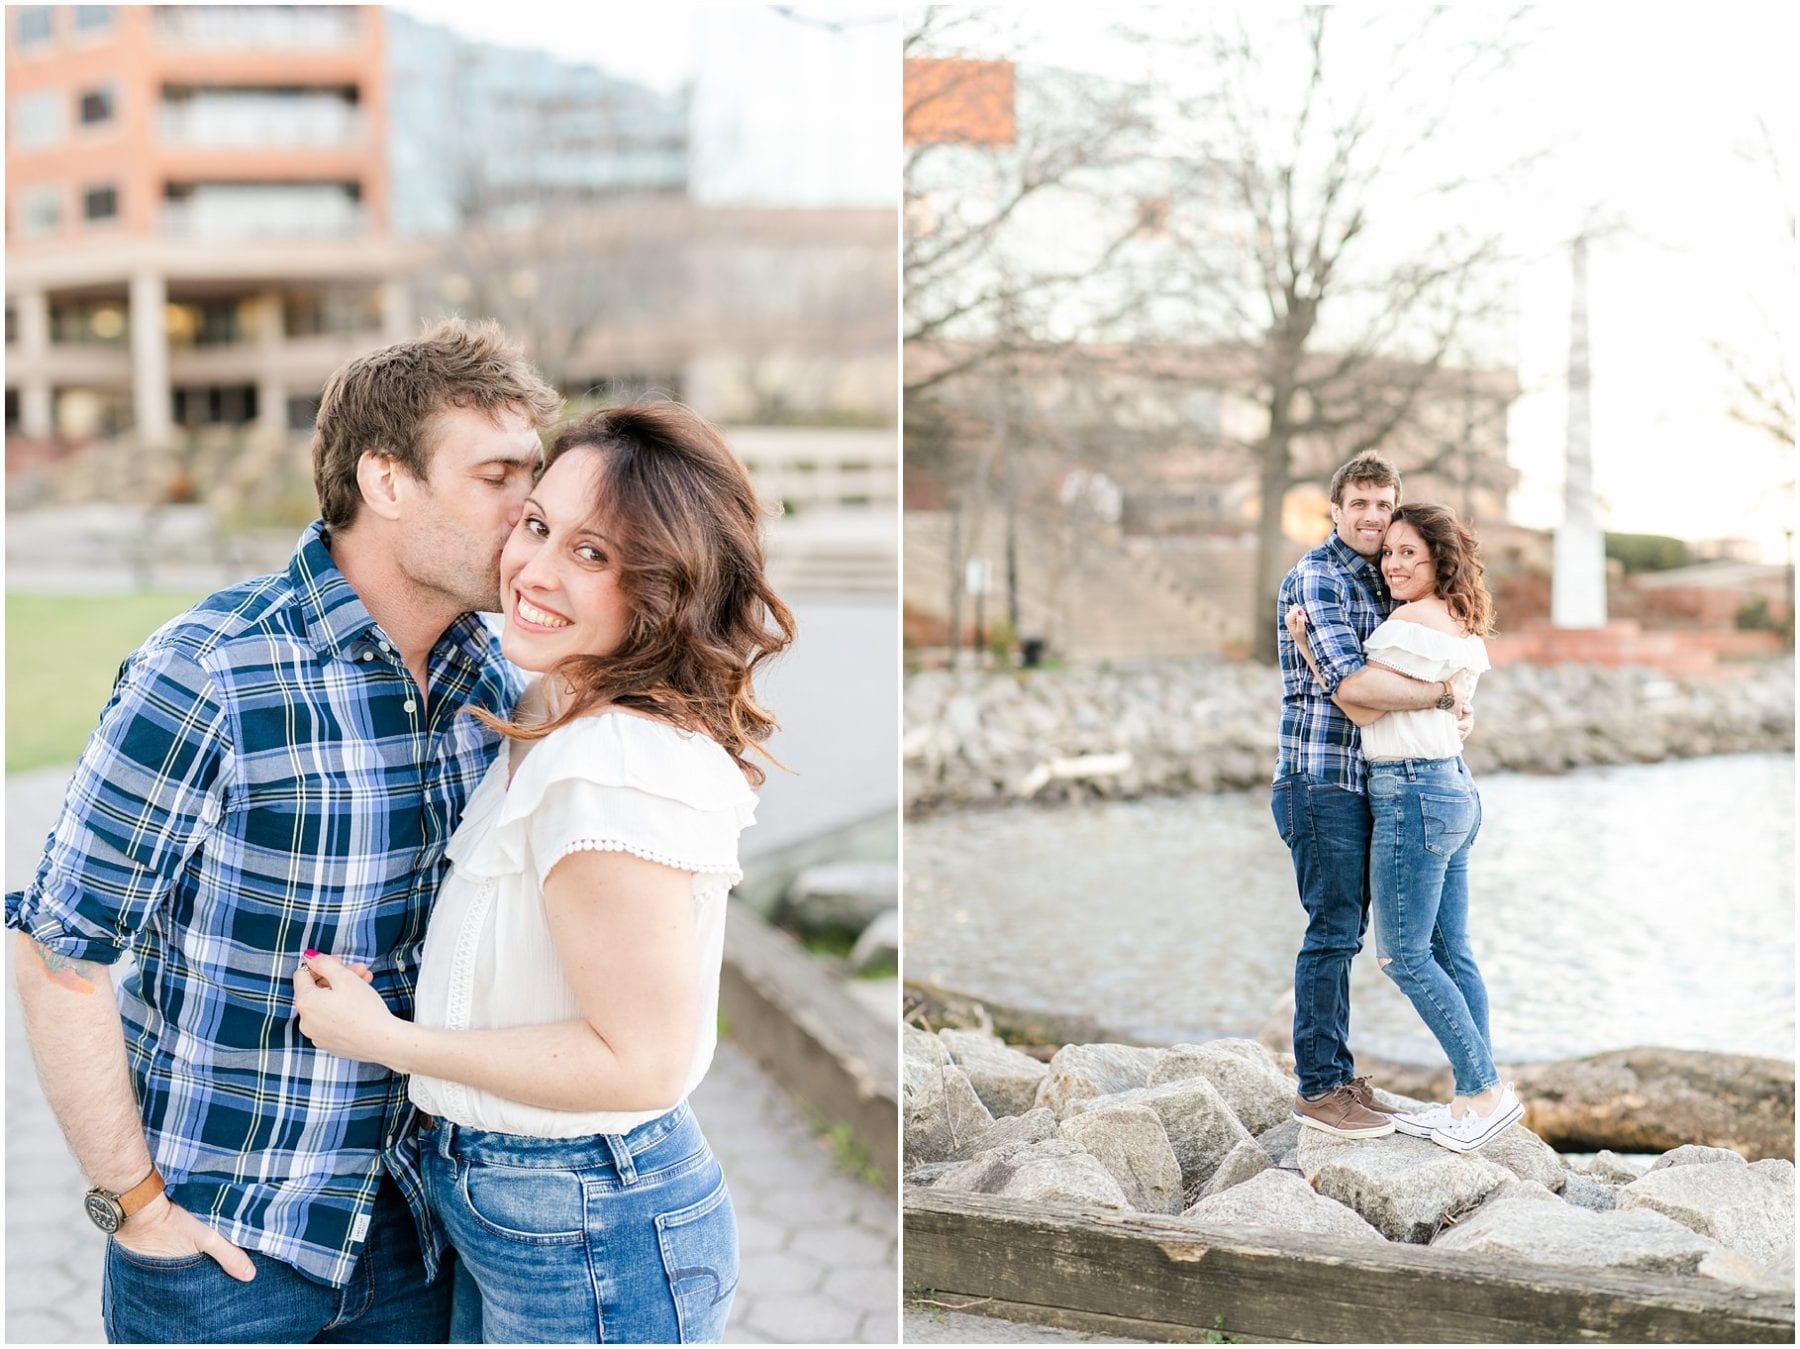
[1293,568,1367,694]
[6,643,229,965]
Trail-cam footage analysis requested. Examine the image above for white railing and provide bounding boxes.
[160,197,368,241]
[158,101,367,149]
[152,6,361,49]
[729,427,899,514]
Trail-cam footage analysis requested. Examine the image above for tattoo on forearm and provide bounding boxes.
[30,940,96,995]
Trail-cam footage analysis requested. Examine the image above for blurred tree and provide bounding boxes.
[1139,7,1536,660]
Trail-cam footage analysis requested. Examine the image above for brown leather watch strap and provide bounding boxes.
[117,1166,165,1219]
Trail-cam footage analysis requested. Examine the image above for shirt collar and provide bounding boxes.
[1323,530,1378,580]
[289,521,380,657]
[286,520,500,672]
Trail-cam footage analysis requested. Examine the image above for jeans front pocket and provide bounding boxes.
[654,1169,738,1343]
[457,1158,587,1245]
[1419,790,1477,858]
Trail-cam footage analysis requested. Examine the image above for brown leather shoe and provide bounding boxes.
[1345,1075,1403,1116]
[1293,1082,1397,1137]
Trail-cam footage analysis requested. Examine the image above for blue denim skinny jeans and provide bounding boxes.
[1367,756,1498,1097]
[1272,774,1372,1097]
[423,1102,737,1344]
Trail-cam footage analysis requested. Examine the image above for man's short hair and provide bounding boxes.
[311,318,562,529]
[1328,450,1402,505]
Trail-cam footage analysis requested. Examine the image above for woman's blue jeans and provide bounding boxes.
[423,1102,737,1344]
[1367,756,1499,1097]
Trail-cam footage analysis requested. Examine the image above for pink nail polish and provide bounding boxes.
[303,948,319,959]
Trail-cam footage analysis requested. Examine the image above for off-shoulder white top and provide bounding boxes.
[409,712,756,1137]
[1361,618,1491,763]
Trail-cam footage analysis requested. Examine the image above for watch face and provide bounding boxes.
[84,1190,123,1233]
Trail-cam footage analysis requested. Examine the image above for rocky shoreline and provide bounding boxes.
[903,658,1795,813]
[902,1027,1795,1292]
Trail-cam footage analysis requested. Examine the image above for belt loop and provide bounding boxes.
[603,1132,637,1183]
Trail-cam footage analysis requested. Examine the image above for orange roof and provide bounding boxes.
[905,58,1015,147]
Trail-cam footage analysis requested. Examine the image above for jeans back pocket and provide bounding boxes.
[655,1171,738,1343]
[1419,791,1477,858]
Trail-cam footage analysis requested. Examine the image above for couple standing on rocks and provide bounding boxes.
[1275,451,1523,1153]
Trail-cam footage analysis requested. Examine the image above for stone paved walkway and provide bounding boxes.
[5,768,896,1344]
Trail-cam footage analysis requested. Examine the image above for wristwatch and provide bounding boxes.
[1434,680,1458,712]
[83,1166,165,1233]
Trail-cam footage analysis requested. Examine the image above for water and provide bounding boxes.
[905,753,1795,1064]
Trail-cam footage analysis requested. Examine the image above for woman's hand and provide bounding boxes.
[1285,603,1310,648]
[293,953,405,1067]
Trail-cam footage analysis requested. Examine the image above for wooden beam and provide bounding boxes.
[905,1189,1795,1344]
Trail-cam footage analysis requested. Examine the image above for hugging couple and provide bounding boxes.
[8,320,795,1343]
[1274,451,1524,1153]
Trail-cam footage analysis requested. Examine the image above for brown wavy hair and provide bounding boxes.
[1389,503,1495,636]
[473,402,797,784]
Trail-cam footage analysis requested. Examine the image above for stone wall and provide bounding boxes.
[904,658,1795,813]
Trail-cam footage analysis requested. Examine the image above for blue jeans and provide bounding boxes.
[1272,774,1371,1097]
[1368,756,1498,1097]
[423,1102,737,1344]
[101,1177,452,1344]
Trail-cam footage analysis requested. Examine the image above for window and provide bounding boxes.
[16,185,61,237]
[83,185,119,222]
[15,7,52,45]
[73,6,115,31]
[10,90,63,149]
[79,86,116,125]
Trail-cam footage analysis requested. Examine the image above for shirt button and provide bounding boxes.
[379,641,392,653]
[403,699,417,713]
[360,651,374,661]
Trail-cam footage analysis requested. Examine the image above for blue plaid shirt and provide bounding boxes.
[7,522,520,1287]
[1274,532,1392,793]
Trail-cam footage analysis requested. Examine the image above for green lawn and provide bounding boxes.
[7,591,207,773]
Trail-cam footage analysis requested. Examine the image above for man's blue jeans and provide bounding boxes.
[1368,756,1498,1097]
[1272,774,1372,1097]
[424,1101,737,1344]
[101,1177,452,1344]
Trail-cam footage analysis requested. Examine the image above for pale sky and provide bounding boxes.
[918,6,1798,560]
[391,2,898,208]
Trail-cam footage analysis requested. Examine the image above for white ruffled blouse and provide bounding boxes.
[1360,618,1491,763]
[409,711,756,1137]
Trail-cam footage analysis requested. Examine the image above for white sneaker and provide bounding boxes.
[1429,1086,1523,1153]
[1393,1102,1452,1137]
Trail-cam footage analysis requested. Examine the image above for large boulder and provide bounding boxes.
[902,1023,952,1101]
[1433,1193,1724,1275]
[1559,1172,1619,1213]
[1182,1169,1384,1243]
[1480,1126,1567,1191]
[904,1059,994,1166]
[1297,1130,1514,1244]
[1583,1150,1649,1184]
[1512,1048,1793,1161]
[952,1107,1058,1161]
[1254,1118,1302,1170]
[940,1029,1049,1119]
[1193,1137,1274,1206]
[1033,1044,1163,1116]
[1058,1104,1183,1215]
[1067,1077,1254,1195]
[1649,1144,1749,1171]
[1149,1040,1296,1135]
[1617,1160,1796,1269]
[934,1139,1130,1210]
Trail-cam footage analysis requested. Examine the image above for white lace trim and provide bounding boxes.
[542,838,743,879]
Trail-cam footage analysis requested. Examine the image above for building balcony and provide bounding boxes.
[151,6,363,51]
[160,199,370,242]
[157,103,369,150]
